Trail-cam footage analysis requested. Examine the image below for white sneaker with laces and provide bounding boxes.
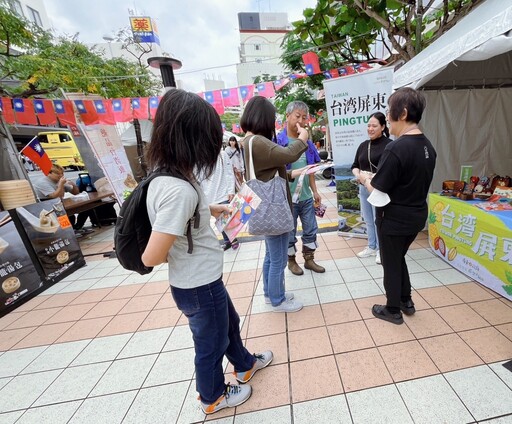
[200,383,252,415]
[272,298,303,313]
[357,247,378,258]
[375,251,381,265]
[233,351,274,383]
[264,292,294,304]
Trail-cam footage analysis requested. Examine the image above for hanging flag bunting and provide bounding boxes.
[221,123,226,132]
[0,97,16,124]
[204,90,225,115]
[302,51,322,76]
[275,119,283,130]
[19,136,53,175]
[74,99,99,126]
[93,99,116,125]
[354,62,372,72]
[273,78,290,91]
[149,96,160,119]
[221,88,240,107]
[111,98,132,123]
[239,85,255,104]
[232,123,241,133]
[256,82,275,99]
[132,97,149,120]
[33,99,57,125]
[339,66,356,76]
[53,99,77,126]
[13,98,38,125]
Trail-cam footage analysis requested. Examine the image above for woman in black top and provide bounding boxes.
[361,88,437,325]
[351,112,391,264]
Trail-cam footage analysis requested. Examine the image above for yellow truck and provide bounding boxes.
[37,131,85,170]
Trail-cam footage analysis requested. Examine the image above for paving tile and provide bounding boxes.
[419,333,484,372]
[0,369,61,412]
[0,377,11,391]
[0,312,26,331]
[15,400,82,424]
[410,272,443,289]
[496,323,512,342]
[470,299,512,325]
[339,267,371,283]
[0,410,23,423]
[288,327,333,361]
[138,307,182,331]
[330,248,356,259]
[14,296,49,312]
[34,292,81,309]
[448,282,496,302]
[416,286,464,308]
[378,340,439,382]
[312,270,344,287]
[415,257,453,271]
[13,322,74,349]
[321,300,361,325]
[336,348,392,392]
[43,303,95,324]
[5,308,62,330]
[334,257,363,270]
[82,298,130,319]
[0,346,47,378]
[143,348,195,387]
[245,333,288,365]
[346,384,413,424]
[286,305,325,332]
[163,325,194,351]
[489,361,512,391]
[102,284,144,301]
[316,284,351,304]
[90,354,157,396]
[56,316,112,343]
[68,390,137,424]
[71,333,132,366]
[353,295,387,320]
[245,312,285,339]
[232,297,253,316]
[68,288,114,306]
[404,309,453,339]
[291,287,320,307]
[0,327,36,351]
[445,365,512,421]
[397,374,473,424]
[436,304,491,332]
[118,327,172,359]
[290,356,343,403]
[137,281,170,296]
[176,379,212,424]
[119,293,163,314]
[227,269,259,284]
[328,321,374,354]
[346,280,383,299]
[458,327,512,363]
[292,394,352,424]
[57,279,97,293]
[364,318,416,346]
[123,381,190,424]
[33,362,110,407]
[21,340,90,374]
[226,282,256,299]
[236,363,290,414]
[97,310,149,337]
[235,405,291,424]
[483,416,512,423]
[407,248,436,260]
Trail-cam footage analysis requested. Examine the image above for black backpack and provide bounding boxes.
[114,172,199,275]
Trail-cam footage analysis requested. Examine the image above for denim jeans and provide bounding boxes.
[171,279,255,404]
[359,184,378,250]
[262,232,288,306]
[288,197,319,255]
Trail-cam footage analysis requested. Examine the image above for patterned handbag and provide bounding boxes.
[245,136,294,236]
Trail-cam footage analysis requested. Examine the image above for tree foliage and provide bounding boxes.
[0,2,161,98]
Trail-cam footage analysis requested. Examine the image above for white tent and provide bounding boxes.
[393,0,512,189]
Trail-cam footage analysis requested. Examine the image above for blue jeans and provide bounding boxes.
[263,233,288,306]
[171,279,255,404]
[359,184,378,250]
[288,197,318,255]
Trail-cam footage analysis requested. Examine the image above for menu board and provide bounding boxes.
[14,199,85,282]
[0,211,43,313]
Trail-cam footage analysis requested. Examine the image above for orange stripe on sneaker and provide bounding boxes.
[204,396,224,414]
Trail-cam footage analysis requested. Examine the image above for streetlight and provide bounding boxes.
[102,34,115,59]
[147,57,182,89]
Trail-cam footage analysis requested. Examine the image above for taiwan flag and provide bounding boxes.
[53,99,77,126]
[74,99,98,126]
[111,98,132,123]
[132,97,149,120]
[232,123,241,133]
[149,96,160,119]
[339,66,355,76]
[256,82,275,99]
[13,98,38,125]
[0,97,16,124]
[20,136,52,175]
[204,91,224,115]
[239,85,255,104]
[302,52,321,76]
[93,99,115,125]
[33,99,57,125]
[221,88,239,107]
[273,78,290,91]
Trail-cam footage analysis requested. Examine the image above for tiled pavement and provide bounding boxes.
[0,181,511,423]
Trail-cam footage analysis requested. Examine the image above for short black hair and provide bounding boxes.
[388,87,426,124]
[240,96,276,141]
[146,89,222,180]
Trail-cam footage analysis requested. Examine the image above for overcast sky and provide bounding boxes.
[44,0,318,93]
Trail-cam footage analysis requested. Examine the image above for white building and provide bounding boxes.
[7,0,51,30]
[236,12,290,86]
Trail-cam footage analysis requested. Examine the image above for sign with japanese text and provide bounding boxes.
[428,193,512,299]
[129,16,160,45]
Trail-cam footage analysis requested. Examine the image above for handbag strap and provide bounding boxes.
[248,136,257,180]
[292,168,309,203]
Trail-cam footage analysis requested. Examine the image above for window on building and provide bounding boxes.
[27,6,43,27]
[8,0,24,16]
[254,44,261,51]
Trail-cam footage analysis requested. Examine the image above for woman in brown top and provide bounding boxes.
[240,96,309,313]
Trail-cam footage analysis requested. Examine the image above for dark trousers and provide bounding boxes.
[378,232,417,308]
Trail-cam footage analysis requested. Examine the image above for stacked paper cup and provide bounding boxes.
[0,180,36,210]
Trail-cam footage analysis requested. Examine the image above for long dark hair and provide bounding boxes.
[240,96,276,141]
[146,89,223,180]
[228,136,240,153]
[370,112,390,138]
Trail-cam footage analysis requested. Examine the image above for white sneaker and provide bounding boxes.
[357,247,377,258]
[272,298,303,313]
[201,383,252,415]
[264,292,294,304]
[233,351,274,383]
[375,251,381,265]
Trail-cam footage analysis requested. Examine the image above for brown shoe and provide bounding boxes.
[303,249,325,273]
[287,255,304,275]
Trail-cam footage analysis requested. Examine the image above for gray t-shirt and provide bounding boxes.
[146,176,223,289]
[33,176,73,200]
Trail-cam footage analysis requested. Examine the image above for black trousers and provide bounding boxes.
[378,232,417,308]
